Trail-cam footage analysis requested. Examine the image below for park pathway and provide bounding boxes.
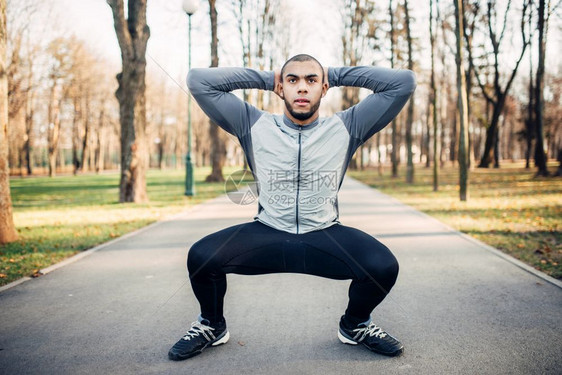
[1,177,561,375]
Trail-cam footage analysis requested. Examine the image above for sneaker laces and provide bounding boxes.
[353,322,388,342]
[181,320,216,342]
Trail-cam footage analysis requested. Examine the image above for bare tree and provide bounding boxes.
[341,0,377,170]
[23,77,34,175]
[430,0,439,191]
[524,2,534,169]
[45,37,75,177]
[389,0,399,177]
[404,0,415,183]
[454,0,469,201]
[0,0,17,243]
[108,0,150,202]
[255,0,274,109]
[205,0,226,182]
[533,0,550,176]
[462,0,480,168]
[469,0,530,168]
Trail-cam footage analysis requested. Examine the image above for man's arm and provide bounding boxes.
[329,66,416,142]
[187,67,274,136]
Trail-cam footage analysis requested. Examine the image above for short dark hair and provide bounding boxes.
[281,54,324,83]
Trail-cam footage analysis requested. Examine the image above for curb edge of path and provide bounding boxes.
[348,177,562,290]
[0,193,229,294]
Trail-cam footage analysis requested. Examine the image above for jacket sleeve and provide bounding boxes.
[186,67,274,137]
[330,66,416,143]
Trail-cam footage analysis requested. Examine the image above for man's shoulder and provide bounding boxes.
[320,113,346,126]
[249,111,279,129]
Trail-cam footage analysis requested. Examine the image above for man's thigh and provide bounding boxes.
[188,220,294,275]
[189,221,393,280]
[298,224,395,280]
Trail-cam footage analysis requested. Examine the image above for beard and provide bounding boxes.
[284,97,322,121]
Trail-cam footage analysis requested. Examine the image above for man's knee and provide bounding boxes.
[187,239,215,274]
[361,249,399,287]
[380,254,399,285]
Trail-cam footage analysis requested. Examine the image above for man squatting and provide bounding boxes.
[168,54,416,360]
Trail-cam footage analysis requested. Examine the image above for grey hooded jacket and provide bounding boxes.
[187,66,416,234]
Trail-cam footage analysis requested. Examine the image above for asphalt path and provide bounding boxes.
[1,177,560,375]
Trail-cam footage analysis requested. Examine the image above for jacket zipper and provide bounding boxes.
[295,130,302,234]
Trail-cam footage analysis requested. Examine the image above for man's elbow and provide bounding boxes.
[399,70,417,95]
[186,68,206,94]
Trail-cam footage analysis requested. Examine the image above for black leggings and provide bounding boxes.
[187,220,399,325]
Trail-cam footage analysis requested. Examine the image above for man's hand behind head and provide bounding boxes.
[274,69,283,99]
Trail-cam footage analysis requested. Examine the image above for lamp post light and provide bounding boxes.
[183,0,199,196]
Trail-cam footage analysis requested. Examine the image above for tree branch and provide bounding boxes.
[503,0,530,95]
[107,0,133,61]
[486,1,501,97]
[471,55,495,104]
[128,0,150,59]
[498,0,512,45]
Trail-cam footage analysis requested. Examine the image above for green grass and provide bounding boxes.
[3,162,560,286]
[0,167,243,286]
[349,161,562,280]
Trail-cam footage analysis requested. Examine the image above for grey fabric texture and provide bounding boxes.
[187,66,416,234]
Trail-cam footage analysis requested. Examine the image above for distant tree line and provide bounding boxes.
[1,0,560,242]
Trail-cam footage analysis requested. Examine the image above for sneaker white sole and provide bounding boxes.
[211,330,230,346]
[337,330,358,345]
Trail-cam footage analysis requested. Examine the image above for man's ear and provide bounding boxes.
[277,82,284,99]
[321,82,329,98]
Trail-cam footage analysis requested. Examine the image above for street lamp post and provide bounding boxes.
[183,0,199,196]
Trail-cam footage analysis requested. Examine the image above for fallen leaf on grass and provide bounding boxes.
[31,270,44,278]
[0,273,6,279]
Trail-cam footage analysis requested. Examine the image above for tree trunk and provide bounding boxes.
[479,96,504,168]
[0,0,18,243]
[430,0,439,191]
[494,115,501,168]
[525,5,534,169]
[47,82,61,177]
[534,0,548,176]
[462,1,476,170]
[404,0,414,183]
[108,0,150,202]
[389,0,399,177]
[450,109,457,163]
[423,97,430,167]
[454,0,469,201]
[205,0,225,182]
[376,133,383,175]
[254,0,270,110]
[24,90,34,175]
[81,93,90,172]
[72,95,81,174]
[95,106,105,173]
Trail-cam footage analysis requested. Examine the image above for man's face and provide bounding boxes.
[279,60,328,125]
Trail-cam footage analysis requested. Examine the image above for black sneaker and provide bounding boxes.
[168,316,230,361]
[337,316,404,357]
